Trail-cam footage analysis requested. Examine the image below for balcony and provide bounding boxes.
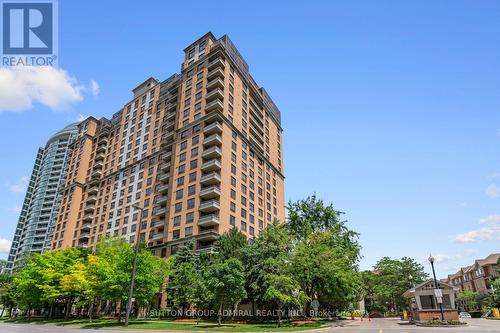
[206,77,224,90]
[207,67,225,80]
[94,161,104,169]
[203,134,222,147]
[199,186,221,199]
[88,185,99,195]
[198,214,220,227]
[159,162,171,171]
[197,229,219,241]
[82,213,93,222]
[201,159,221,172]
[157,195,168,206]
[158,172,170,182]
[163,120,175,131]
[196,245,216,254]
[202,146,222,159]
[96,145,106,154]
[91,170,102,178]
[161,132,175,145]
[98,136,109,144]
[208,57,225,70]
[79,231,90,240]
[200,172,221,185]
[157,184,169,194]
[165,111,176,121]
[206,88,224,102]
[203,122,223,135]
[250,135,264,152]
[250,105,264,119]
[151,218,165,228]
[95,152,105,161]
[83,204,95,212]
[150,231,164,240]
[156,207,167,217]
[166,102,177,112]
[199,199,220,213]
[160,151,172,161]
[81,222,91,231]
[205,99,224,113]
[86,195,97,203]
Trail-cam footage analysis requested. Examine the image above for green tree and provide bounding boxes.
[286,194,345,240]
[205,258,247,325]
[372,256,427,313]
[215,227,248,261]
[88,238,169,322]
[243,221,293,310]
[291,229,361,313]
[457,290,480,311]
[0,273,16,317]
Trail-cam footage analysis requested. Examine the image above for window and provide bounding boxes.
[185,226,193,236]
[230,215,235,226]
[175,202,182,212]
[186,212,194,223]
[173,216,181,226]
[187,198,195,209]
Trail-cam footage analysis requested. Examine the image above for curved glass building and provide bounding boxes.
[6,123,78,271]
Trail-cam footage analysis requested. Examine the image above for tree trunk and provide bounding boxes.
[65,297,72,319]
[89,301,94,322]
[48,302,54,319]
[218,301,223,326]
[278,307,282,327]
[27,307,31,321]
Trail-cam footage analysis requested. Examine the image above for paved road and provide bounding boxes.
[328,318,500,332]
[0,318,498,333]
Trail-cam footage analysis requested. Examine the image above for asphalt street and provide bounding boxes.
[0,318,498,333]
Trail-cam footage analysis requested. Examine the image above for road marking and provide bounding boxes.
[378,329,383,333]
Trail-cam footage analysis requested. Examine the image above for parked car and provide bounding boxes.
[459,312,472,319]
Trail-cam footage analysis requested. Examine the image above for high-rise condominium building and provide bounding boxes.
[51,33,284,256]
[6,123,78,271]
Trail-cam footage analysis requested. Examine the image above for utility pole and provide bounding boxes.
[124,204,144,326]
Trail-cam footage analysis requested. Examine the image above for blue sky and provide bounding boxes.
[1,1,499,277]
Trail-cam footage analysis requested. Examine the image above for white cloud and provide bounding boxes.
[7,206,22,213]
[0,66,84,112]
[454,214,500,243]
[486,184,499,198]
[0,238,11,253]
[431,254,461,264]
[9,176,28,193]
[89,79,99,96]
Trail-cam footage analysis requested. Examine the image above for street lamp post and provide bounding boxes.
[428,254,445,321]
[124,204,144,327]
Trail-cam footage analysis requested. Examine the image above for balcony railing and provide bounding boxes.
[205,99,223,113]
[206,77,224,90]
[203,122,223,135]
[206,88,224,102]
[199,199,220,213]
[207,68,225,80]
[159,162,171,171]
[202,146,222,159]
[198,214,220,226]
[200,172,221,185]
[201,159,221,172]
[203,133,222,147]
[199,186,221,199]
[208,57,225,70]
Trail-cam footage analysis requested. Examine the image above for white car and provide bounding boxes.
[459,312,472,319]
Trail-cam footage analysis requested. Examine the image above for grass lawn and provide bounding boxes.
[2,318,329,331]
